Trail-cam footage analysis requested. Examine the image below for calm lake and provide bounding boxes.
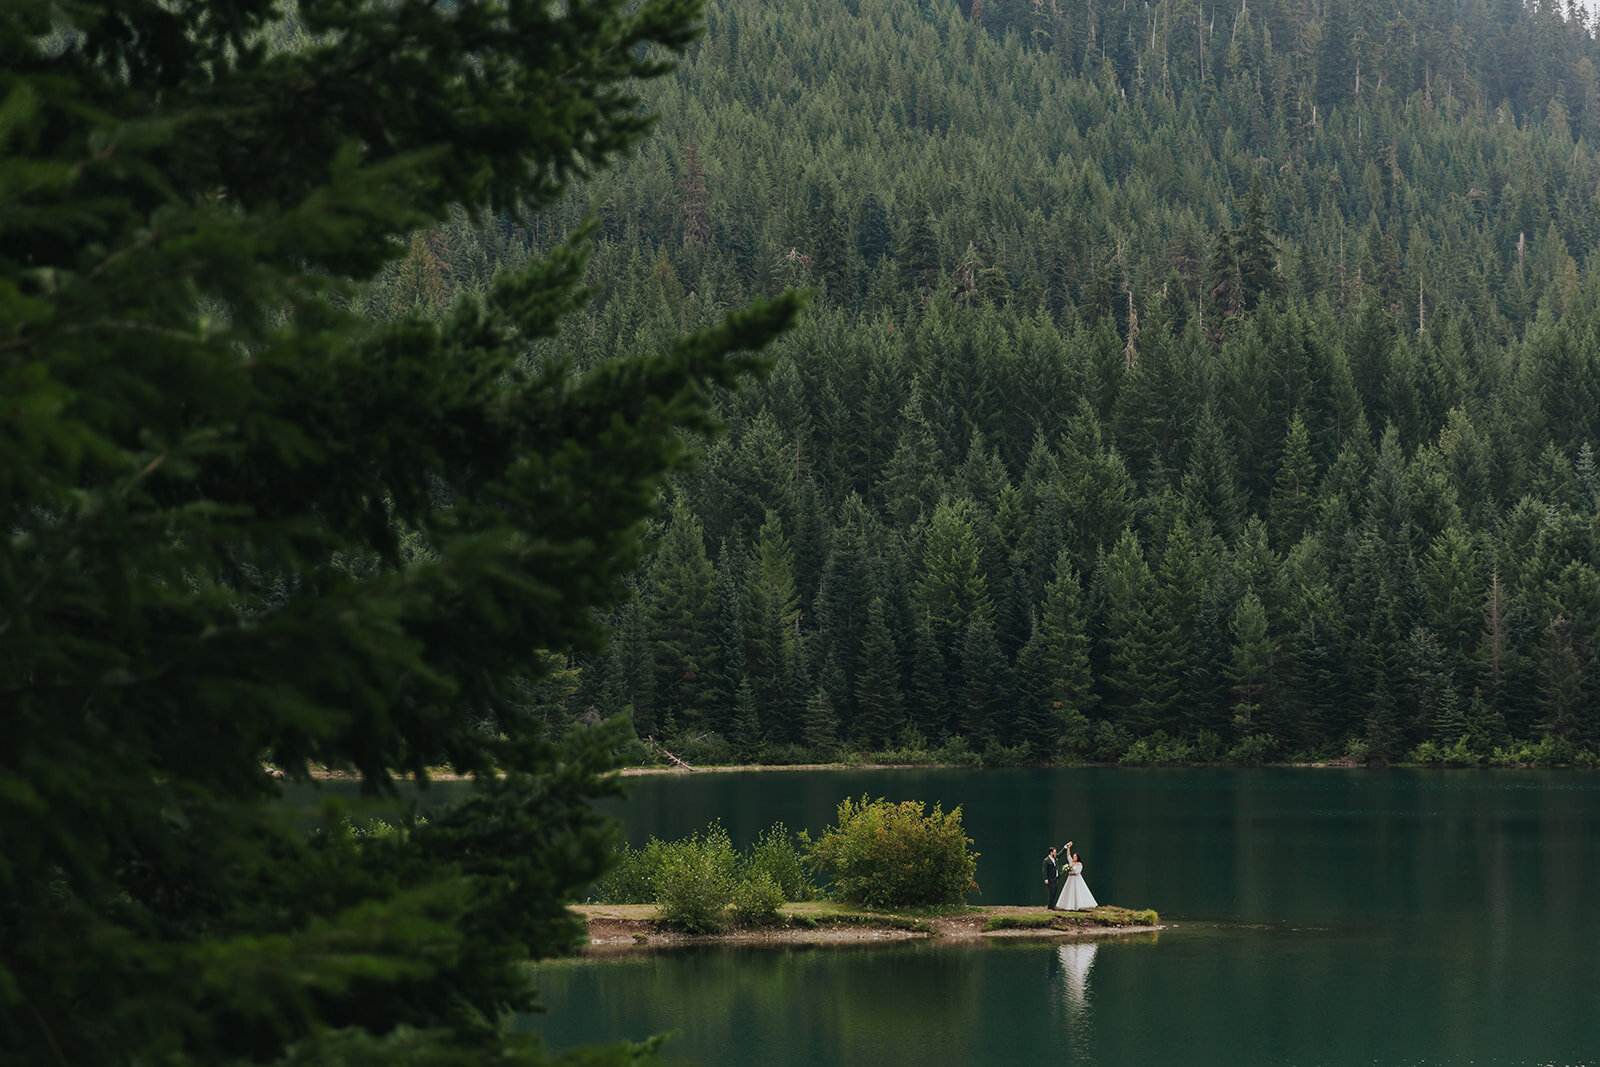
[525,767,1600,1065]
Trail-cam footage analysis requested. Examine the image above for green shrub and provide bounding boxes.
[1491,735,1584,767]
[1226,732,1277,764]
[853,724,939,765]
[728,872,786,927]
[762,742,814,766]
[745,822,813,902]
[980,739,1032,767]
[871,746,941,766]
[672,732,736,767]
[1089,720,1132,762]
[1119,730,1192,765]
[932,735,981,766]
[1191,730,1225,762]
[588,837,672,904]
[1440,737,1486,766]
[1414,738,1490,766]
[655,823,739,932]
[339,815,427,848]
[805,795,979,908]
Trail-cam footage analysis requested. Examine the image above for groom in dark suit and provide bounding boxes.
[1042,846,1060,909]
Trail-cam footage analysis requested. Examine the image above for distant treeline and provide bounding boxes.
[361,0,1600,765]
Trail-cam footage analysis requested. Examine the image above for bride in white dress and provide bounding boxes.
[1054,843,1098,910]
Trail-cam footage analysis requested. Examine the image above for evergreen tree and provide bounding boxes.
[881,376,948,525]
[1101,530,1180,735]
[647,498,725,735]
[959,614,1013,746]
[857,191,895,267]
[1421,525,1484,678]
[731,677,767,759]
[810,180,854,304]
[898,197,943,291]
[854,597,907,747]
[715,537,748,718]
[915,497,996,667]
[1059,401,1137,573]
[742,511,803,735]
[1145,527,1198,731]
[1208,171,1283,331]
[1536,616,1586,742]
[1181,404,1248,540]
[813,494,882,729]
[614,594,658,737]
[1403,625,1454,748]
[1013,551,1096,756]
[802,687,842,754]
[390,230,450,318]
[1268,413,1319,547]
[0,0,799,1060]
[908,612,951,736]
[1229,590,1275,738]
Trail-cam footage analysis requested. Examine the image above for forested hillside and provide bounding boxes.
[382,0,1600,765]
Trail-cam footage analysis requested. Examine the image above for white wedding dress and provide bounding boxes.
[1056,942,1099,1011]
[1055,862,1098,910]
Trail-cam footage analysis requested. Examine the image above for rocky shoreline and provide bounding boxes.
[573,903,1162,953]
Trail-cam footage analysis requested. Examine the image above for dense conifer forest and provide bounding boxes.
[379,0,1600,766]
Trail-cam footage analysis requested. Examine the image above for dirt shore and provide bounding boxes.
[573,903,1162,953]
[296,762,953,781]
[295,758,1371,782]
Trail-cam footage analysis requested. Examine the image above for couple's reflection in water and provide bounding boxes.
[1052,941,1098,1016]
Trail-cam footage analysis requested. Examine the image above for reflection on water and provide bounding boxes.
[1053,941,1097,1016]
[527,769,1600,1065]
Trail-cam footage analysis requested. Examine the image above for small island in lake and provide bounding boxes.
[579,797,1159,950]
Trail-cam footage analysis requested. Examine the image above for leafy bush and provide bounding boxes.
[1119,730,1192,765]
[931,735,981,766]
[671,732,736,767]
[979,739,1032,767]
[869,724,945,765]
[337,814,429,849]
[1191,730,1225,762]
[592,821,814,909]
[1410,740,1442,764]
[588,837,672,904]
[745,822,813,901]
[655,823,739,932]
[1413,736,1495,766]
[762,742,815,766]
[1490,735,1596,768]
[1088,720,1132,762]
[1225,733,1277,764]
[728,872,786,927]
[1059,706,1094,757]
[805,795,979,908]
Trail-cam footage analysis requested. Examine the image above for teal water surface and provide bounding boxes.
[527,768,1600,1065]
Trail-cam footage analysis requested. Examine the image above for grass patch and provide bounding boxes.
[781,901,941,933]
[984,913,1078,931]
[787,912,933,934]
[983,906,1160,932]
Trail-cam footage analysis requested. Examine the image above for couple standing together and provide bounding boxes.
[1042,842,1097,911]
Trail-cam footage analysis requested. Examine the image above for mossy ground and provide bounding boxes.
[981,905,1160,931]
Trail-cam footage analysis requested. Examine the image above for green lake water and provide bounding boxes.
[524,767,1600,1065]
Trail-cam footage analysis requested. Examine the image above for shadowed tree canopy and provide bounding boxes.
[0,0,799,1062]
